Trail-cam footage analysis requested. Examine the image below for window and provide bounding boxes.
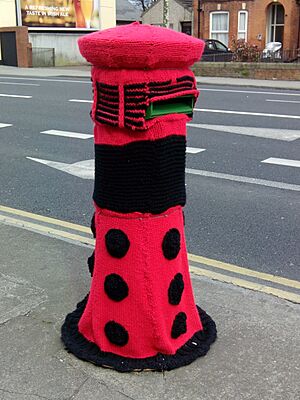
[210,12,229,46]
[268,4,284,44]
[238,11,248,40]
[181,22,191,35]
[215,41,228,51]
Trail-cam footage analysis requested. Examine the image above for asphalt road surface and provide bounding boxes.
[0,75,299,280]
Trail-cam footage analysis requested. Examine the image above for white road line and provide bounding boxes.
[27,157,94,179]
[0,93,32,98]
[0,123,12,129]
[194,108,300,120]
[186,147,206,154]
[41,129,93,139]
[198,88,300,97]
[261,158,300,168]
[186,168,300,192]
[187,123,300,142]
[266,99,300,104]
[27,156,300,191]
[0,76,90,84]
[69,99,93,103]
[0,81,40,86]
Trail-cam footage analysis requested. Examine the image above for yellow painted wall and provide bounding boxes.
[0,0,17,27]
[100,0,116,30]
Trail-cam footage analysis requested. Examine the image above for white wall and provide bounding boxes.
[29,33,87,66]
[0,0,17,27]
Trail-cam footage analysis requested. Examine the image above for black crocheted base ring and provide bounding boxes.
[61,296,217,372]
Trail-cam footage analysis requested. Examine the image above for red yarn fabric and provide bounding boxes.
[78,22,205,69]
[78,206,202,358]
[62,23,215,366]
[90,68,198,144]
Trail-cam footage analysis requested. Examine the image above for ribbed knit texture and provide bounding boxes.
[93,136,186,214]
[91,68,199,133]
[78,206,202,358]
[78,22,205,69]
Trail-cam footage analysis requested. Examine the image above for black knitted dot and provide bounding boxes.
[105,229,130,258]
[171,312,187,339]
[168,273,184,305]
[104,321,129,346]
[104,274,129,302]
[87,252,94,277]
[162,228,181,260]
[91,214,96,238]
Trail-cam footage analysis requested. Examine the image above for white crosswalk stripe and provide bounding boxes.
[0,93,32,98]
[0,123,12,129]
[41,129,93,139]
[69,99,93,103]
[186,147,206,154]
[261,158,300,168]
[187,123,300,142]
[194,108,300,120]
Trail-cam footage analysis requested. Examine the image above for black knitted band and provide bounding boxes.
[61,295,217,372]
[93,135,186,214]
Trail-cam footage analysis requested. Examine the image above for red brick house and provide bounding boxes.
[193,0,300,52]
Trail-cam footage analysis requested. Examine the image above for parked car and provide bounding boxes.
[202,39,233,62]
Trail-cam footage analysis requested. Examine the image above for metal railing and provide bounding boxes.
[201,49,300,63]
[260,48,300,63]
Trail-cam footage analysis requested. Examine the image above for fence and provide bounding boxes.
[201,48,300,63]
[32,47,55,67]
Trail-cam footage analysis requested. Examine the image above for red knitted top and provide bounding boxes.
[78,22,205,69]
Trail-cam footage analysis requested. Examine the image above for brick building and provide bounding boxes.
[193,0,300,51]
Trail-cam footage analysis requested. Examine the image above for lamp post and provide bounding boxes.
[163,0,169,28]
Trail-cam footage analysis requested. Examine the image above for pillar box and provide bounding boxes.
[61,22,216,372]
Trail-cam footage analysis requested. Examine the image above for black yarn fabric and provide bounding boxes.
[162,228,181,260]
[61,296,217,372]
[104,274,129,302]
[105,229,130,258]
[104,321,129,346]
[171,312,187,339]
[87,252,94,277]
[93,135,186,214]
[90,214,96,238]
[168,273,184,305]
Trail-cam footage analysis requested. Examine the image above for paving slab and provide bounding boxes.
[0,223,299,400]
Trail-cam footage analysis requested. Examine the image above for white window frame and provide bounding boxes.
[209,11,229,46]
[238,10,248,41]
[267,3,284,43]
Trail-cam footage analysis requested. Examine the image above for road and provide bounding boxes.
[0,75,299,281]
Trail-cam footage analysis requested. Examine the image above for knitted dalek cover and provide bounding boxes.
[61,22,217,372]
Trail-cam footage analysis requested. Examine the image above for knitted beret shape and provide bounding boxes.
[78,21,205,69]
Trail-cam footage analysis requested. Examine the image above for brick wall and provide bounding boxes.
[194,0,300,51]
[191,61,300,80]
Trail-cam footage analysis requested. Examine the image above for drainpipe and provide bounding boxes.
[297,1,300,50]
[197,0,202,38]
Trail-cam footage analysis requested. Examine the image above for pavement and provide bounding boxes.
[0,65,300,90]
[0,212,299,400]
[0,65,300,399]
